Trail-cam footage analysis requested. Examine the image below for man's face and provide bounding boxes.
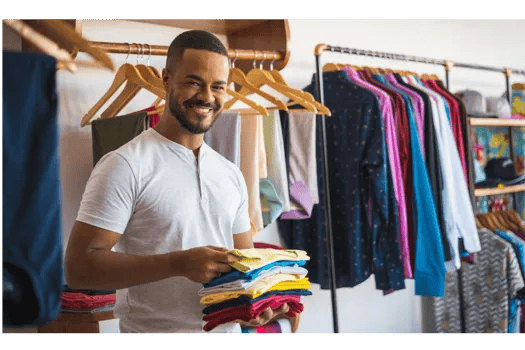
[163,48,230,134]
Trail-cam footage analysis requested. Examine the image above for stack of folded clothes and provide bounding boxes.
[61,285,116,313]
[199,248,312,332]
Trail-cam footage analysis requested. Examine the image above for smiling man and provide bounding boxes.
[65,30,290,333]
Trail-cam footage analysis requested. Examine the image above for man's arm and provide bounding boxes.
[65,221,238,290]
[232,230,300,332]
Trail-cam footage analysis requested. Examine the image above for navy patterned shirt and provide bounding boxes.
[278,71,405,292]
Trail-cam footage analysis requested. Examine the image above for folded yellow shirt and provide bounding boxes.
[228,248,310,273]
[200,277,311,305]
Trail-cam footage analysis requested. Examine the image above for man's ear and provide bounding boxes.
[162,68,170,88]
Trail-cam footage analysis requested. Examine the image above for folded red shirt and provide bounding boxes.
[61,292,116,310]
[203,294,303,331]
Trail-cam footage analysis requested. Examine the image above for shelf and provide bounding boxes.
[469,117,525,127]
[126,20,270,35]
[474,184,525,197]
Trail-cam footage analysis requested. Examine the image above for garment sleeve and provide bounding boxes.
[507,245,525,299]
[232,166,251,235]
[76,152,137,234]
[361,97,405,291]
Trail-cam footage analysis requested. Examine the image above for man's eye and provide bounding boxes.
[213,86,225,91]
[186,82,199,87]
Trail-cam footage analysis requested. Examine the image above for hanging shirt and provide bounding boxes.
[287,111,319,205]
[204,111,241,168]
[362,71,417,272]
[462,228,524,333]
[385,73,426,157]
[425,80,468,182]
[401,75,451,263]
[240,113,265,233]
[262,109,290,213]
[279,111,315,219]
[91,111,149,166]
[3,51,63,326]
[427,269,462,333]
[409,76,481,269]
[344,67,412,279]
[260,179,284,226]
[278,71,405,293]
[373,74,446,296]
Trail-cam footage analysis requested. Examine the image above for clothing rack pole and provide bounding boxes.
[314,46,339,333]
[85,41,285,62]
[313,43,525,334]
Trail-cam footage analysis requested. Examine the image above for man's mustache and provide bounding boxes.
[184,100,219,110]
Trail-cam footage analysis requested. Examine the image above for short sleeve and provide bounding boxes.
[232,167,251,235]
[76,152,137,234]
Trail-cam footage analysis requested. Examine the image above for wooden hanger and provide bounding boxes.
[499,211,520,232]
[4,20,114,72]
[504,210,525,231]
[477,214,499,232]
[3,19,77,72]
[323,62,341,72]
[236,52,317,113]
[487,212,507,230]
[99,44,165,119]
[80,63,165,126]
[223,51,287,112]
[475,216,484,229]
[265,53,331,115]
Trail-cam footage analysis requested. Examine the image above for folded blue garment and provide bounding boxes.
[203,260,308,288]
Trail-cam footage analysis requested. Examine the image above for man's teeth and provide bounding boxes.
[194,107,211,113]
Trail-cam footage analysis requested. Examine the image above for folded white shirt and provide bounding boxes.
[198,265,308,296]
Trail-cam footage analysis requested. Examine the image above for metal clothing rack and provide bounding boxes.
[313,43,525,333]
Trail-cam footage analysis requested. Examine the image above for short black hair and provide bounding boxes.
[166,30,229,69]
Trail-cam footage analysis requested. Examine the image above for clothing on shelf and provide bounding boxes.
[61,292,116,311]
[3,51,63,326]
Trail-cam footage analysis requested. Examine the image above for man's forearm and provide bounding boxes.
[66,249,183,290]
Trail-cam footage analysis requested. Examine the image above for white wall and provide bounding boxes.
[54,20,525,333]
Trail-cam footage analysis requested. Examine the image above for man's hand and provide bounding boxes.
[177,246,239,283]
[235,303,291,328]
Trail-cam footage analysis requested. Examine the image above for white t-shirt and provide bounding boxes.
[76,128,251,333]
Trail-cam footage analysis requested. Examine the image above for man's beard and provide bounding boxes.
[169,98,221,134]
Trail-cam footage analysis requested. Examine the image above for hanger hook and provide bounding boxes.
[270,52,277,71]
[125,43,131,64]
[253,50,257,69]
[131,43,138,64]
[139,44,144,64]
[260,52,267,70]
[145,43,151,66]
[232,50,238,69]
